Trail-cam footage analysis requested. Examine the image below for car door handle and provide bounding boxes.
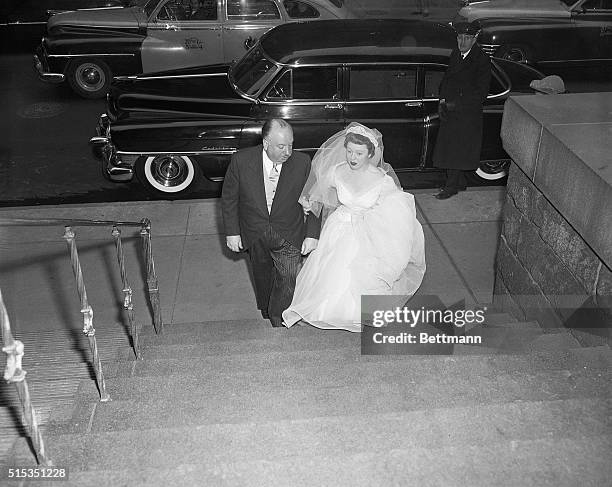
[244,36,256,50]
[165,23,178,31]
[405,101,423,107]
[324,103,343,109]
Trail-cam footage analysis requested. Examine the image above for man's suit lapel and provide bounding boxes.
[247,148,269,216]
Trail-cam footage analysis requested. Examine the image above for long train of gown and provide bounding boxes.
[282,173,426,332]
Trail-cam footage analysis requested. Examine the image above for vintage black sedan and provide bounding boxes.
[90,19,544,197]
[34,0,356,98]
[457,0,612,70]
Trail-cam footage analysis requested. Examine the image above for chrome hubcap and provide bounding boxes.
[151,155,189,188]
[76,63,105,92]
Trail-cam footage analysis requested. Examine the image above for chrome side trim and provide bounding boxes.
[7,21,47,26]
[262,98,426,106]
[344,99,422,105]
[147,25,222,31]
[117,149,237,156]
[77,7,126,10]
[48,53,135,58]
[540,58,612,63]
[135,72,226,80]
[260,100,344,106]
[223,25,278,31]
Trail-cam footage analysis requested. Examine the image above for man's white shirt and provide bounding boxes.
[263,149,283,213]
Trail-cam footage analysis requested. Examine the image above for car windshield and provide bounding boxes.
[230,47,279,97]
[127,0,161,16]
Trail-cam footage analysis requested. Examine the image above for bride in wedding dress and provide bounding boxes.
[282,123,426,332]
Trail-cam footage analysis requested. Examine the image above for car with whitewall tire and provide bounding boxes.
[90,19,545,197]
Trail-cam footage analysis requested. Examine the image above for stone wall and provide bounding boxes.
[495,165,612,336]
[495,93,612,344]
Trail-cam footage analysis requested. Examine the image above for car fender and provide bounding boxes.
[477,18,573,63]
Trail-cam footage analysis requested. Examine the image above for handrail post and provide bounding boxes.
[63,226,110,402]
[140,219,163,334]
[1,289,53,466]
[112,226,140,359]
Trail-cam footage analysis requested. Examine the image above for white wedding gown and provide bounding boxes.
[282,169,426,332]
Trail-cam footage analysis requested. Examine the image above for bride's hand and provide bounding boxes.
[300,197,312,215]
[301,238,318,255]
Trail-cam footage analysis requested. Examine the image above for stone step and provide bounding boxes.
[53,435,612,487]
[118,327,582,361]
[136,320,544,348]
[63,436,612,487]
[103,345,611,380]
[138,313,523,340]
[57,367,609,434]
[9,398,608,474]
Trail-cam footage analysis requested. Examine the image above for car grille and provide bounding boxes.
[479,43,500,57]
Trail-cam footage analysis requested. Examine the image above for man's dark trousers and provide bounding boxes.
[249,226,302,327]
[444,169,467,192]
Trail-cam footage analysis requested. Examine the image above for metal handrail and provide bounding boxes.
[0,216,164,464]
[0,217,163,393]
[1,288,53,466]
[0,218,146,227]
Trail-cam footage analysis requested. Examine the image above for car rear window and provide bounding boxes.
[283,1,320,18]
[349,66,417,100]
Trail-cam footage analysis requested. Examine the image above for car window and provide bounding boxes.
[232,46,278,96]
[423,67,445,98]
[349,66,417,100]
[157,0,191,20]
[267,67,339,100]
[423,64,509,99]
[185,0,218,20]
[581,0,610,9]
[227,0,281,20]
[283,0,320,18]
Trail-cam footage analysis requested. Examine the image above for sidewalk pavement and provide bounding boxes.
[0,187,506,335]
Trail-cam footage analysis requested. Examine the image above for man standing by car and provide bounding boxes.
[433,21,491,200]
[222,119,320,327]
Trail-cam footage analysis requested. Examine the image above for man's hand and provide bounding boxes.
[301,237,318,255]
[226,235,243,252]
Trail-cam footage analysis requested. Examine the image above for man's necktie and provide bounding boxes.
[269,162,280,193]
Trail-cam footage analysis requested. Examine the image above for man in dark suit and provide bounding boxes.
[433,21,491,200]
[222,119,320,327]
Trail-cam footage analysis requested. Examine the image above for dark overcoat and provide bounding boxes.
[221,145,321,250]
[433,44,491,170]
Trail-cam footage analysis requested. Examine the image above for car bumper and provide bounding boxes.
[90,114,135,183]
[33,49,65,83]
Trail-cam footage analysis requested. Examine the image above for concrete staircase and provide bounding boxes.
[4,314,611,486]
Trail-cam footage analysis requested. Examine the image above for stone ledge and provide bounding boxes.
[501,93,612,269]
